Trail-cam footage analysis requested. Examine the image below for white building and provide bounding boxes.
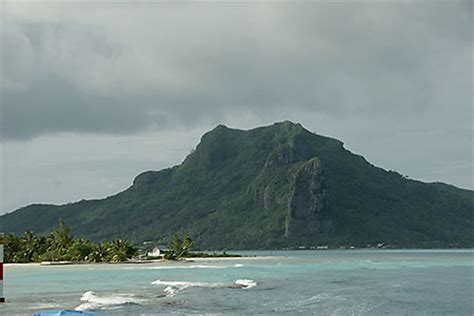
[147,247,162,257]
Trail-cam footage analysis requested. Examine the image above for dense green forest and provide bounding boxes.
[1,122,473,249]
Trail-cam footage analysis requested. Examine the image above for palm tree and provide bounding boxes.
[46,219,74,261]
[22,230,38,262]
[65,239,94,261]
[1,233,22,263]
[51,219,73,248]
[110,240,128,262]
[35,236,50,262]
[182,236,194,255]
[90,241,111,262]
[166,234,194,260]
[108,239,138,262]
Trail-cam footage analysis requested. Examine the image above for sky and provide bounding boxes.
[1,1,472,215]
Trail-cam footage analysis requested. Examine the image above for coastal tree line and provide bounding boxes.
[1,219,239,263]
[0,219,138,263]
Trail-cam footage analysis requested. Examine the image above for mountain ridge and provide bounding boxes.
[1,121,473,249]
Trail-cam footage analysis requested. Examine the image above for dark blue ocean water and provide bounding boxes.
[1,250,473,315]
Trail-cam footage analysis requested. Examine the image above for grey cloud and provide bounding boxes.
[1,2,472,214]
[2,2,471,140]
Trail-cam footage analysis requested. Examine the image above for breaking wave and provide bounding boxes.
[152,279,257,297]
[235,279,257,289]
[75,291,146,311]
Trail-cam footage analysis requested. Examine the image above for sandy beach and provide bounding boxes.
[4,262,42,267]
[4,256,280,268]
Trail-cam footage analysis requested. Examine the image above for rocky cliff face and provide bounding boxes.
[285,158,333,239]
[1,121,473,249]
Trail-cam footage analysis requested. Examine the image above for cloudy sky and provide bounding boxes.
[1,1,472,214]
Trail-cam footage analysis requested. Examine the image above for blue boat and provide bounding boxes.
[33,310,101,316]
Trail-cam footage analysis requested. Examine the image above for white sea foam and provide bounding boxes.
[153,280,225,297]
[152,279,257,296]
[75,290,146,311]
[163,286,180,297]
[235,279,257,289]
[151,280,227,288]
[190,264,222,269]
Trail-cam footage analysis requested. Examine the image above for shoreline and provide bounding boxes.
[4,248,472,267]
[4,256,279,267]
[183,256,285,261]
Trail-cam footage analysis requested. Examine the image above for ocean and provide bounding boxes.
[1,250,473,315]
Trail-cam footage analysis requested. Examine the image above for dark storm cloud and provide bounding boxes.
[2,2,471,140]
[1,1,473,214]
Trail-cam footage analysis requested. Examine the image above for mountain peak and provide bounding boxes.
[1,122,472,249]
[183,121,344,171]
[207,121,305,135]
[250,120,305,133]
[273,120,303,128]
[211,124,230,131]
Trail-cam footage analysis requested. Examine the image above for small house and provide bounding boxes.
[147,247,164,257]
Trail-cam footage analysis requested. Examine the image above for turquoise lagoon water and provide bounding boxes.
[1,250,473,315]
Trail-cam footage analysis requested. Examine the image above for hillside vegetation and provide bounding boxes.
[1,121,472,249]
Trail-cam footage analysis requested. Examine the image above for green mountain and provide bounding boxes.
[1,121,473,249]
